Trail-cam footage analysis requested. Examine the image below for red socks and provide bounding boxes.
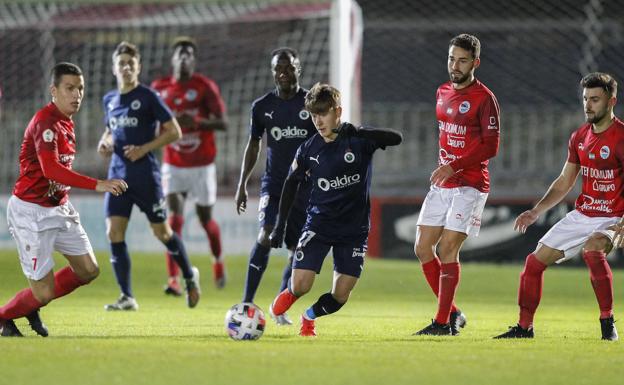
[582,250,613,319]
[272,289,298,315]
[434,262,461,325]
[166,214,184,278]
[203,219,222,260]
[0,266,84,320]
[518,253,547,329]
[422,259,458,314]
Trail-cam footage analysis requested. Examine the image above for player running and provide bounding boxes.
[269,83,403,336]
[97,41,200,311]
[0,62,127,337]
[413,34,501,336]
[494,72,623,341]
[235,48,315,325]
[151,37,227,295]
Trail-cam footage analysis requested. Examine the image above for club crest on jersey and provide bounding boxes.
[344,151,355,163]
[299,110,310,120]
[42,129,55,143]
[600,146,610,159]
[130,100,141,110]
[185,89,197,101]
[295,250,305,261]
[459,101,471,114]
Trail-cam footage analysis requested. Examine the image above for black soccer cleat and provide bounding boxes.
[600,316,618,341]
[1,319,24,337]
[26,310,48,337]
[413,320,452,336]
[493,324,534,339]
[450,310,467,336]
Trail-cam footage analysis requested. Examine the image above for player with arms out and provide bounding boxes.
[0,63,127,337]
[413,33,501,336]
[269,83,402,336]
[151,37,227,295]
[235,48,316,325]
[97,41,200,311]
[494,73,623,341]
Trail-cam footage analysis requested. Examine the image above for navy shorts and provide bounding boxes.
[292,230,367,278]
[105,178,167,223]
[259,194,306,249]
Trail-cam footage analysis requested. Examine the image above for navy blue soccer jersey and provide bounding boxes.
[250,88,316,202]
[103,84,173,180]
[290,123,383,243]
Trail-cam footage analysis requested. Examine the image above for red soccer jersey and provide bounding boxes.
[568,118,624,217]
[436,80,501,192]
[13,103,97,207]
[151,73,225,167]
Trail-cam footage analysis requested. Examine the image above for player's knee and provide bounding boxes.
[152,227,172,243]
[106,227,125,242]
[291,279,312,297]
[414,241,435,261]
[81,264,100,282]
[584,234,610,252]
[437,241,460,262]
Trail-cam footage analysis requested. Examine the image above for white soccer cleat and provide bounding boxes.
[186,266,201,308]
[269,303,293,326]
[104,294,139,311]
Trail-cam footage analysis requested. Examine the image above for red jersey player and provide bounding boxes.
[495,73,623,341]
[413,34,501,336]
[0,63,127,337]
[151,37,227,294]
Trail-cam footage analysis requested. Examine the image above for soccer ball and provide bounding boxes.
[224,302,266,340]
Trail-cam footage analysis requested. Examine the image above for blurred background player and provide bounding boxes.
[269,83,402,336]
[495,73,622,341]
[151,37,227,295]
[235,48,316,325]
[413,34,501,336]
[0,63,127,337]
[97,41,200,311]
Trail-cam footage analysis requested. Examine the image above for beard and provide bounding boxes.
[585,108,607,124]
[449,71,471,84]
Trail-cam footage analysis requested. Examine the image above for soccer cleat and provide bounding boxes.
[269,304,293,326]
[26,310,48,337]
[449,310,467,336]
[1,319,24,337]
[185,266,201,308]
[600,316,618,341]
[104,294,139,311]
[413,320,453,336]
[163,277,183,297]
[212,260,227,289]
[299,315,317,337]
[493,324,534,339]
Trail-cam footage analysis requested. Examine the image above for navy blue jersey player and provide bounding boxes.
[97,41,200,311]
[269,83,402,336]
[235,48,315,325]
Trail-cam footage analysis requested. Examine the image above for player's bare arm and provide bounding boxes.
[514,161,580,233]
[235,137,261,214]
[123,118,182,162]
[97,127,113,158]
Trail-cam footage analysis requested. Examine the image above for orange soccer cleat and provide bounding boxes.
[299,315,317,337]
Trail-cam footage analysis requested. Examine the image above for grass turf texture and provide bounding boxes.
[0,249,622,385]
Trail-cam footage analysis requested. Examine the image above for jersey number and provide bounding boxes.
[32,257,37,271]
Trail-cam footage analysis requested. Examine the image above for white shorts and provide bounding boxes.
[6,195,93,281]
[161,163,217,206]
[416,185,488,237]
[539,209,619,263]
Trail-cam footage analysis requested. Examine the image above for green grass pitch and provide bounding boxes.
[0,249,622,385]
